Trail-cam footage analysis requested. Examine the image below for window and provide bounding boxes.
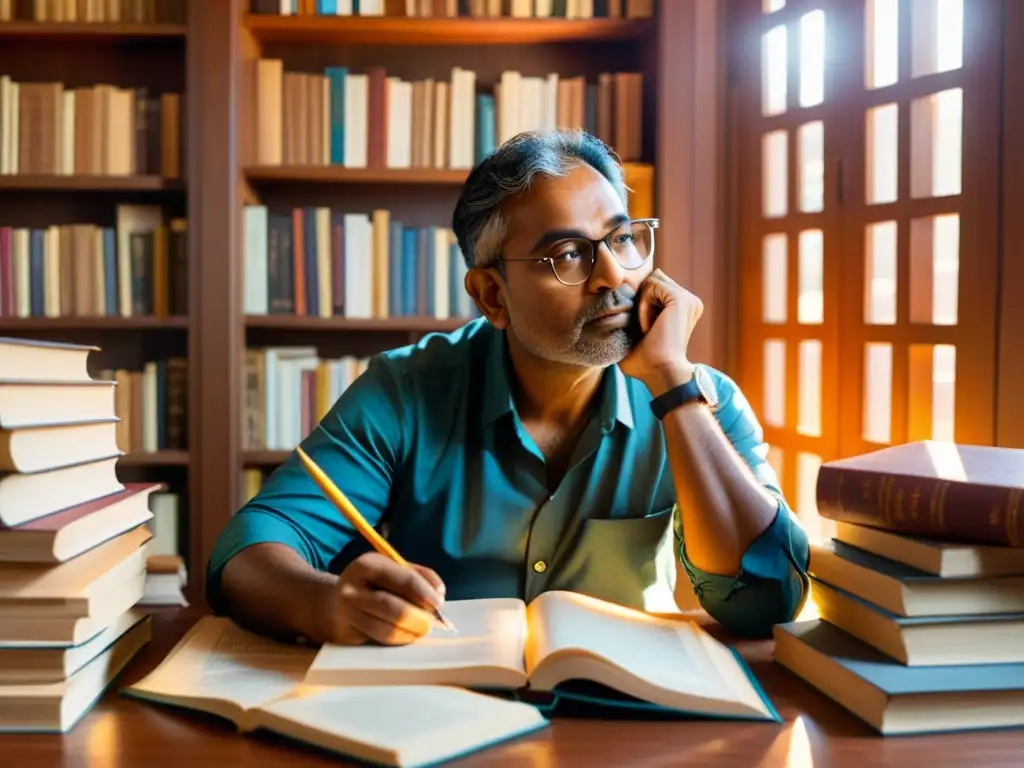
[731,0,1001,543]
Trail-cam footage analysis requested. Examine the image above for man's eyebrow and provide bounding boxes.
[528,213,630,254]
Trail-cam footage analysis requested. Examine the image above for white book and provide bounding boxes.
[498,71,522,144]
[243,205,269,315]
[386,79,412,169]
[433,227,450,319]
[344,74,368,169]
[343,214,372,318]
[124,616,548,768]
[305,591,779,722]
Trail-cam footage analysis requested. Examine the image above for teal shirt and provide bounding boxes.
[208,319,810,638]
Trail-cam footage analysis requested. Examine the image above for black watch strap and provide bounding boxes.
[649,366,717,420]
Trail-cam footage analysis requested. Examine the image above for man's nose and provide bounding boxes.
[587,243,627,292]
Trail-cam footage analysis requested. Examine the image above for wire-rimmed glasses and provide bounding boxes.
[497,218,658,286]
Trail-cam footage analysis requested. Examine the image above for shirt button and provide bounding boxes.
[533,560,547,573]
[548,494,555,501]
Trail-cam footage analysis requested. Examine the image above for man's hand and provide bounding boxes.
[314,552,447,646]
[619,268,704,396]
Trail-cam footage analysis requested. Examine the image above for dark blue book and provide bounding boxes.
[102,228,118,316]
[388,220,403,316]
[401,227,418,316]
[324,67,347,165]
[775,619,1024,735]
[28,230,44,317]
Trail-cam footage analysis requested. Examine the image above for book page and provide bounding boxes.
[253,685,547,766]
[524,591,770,717]
[124,616,315,724]
[304,598,529,688]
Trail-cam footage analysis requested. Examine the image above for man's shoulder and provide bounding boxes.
[373,316,493,382]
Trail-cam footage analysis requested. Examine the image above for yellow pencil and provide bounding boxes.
[295,446,458,634]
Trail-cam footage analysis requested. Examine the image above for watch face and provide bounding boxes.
[694,366,719,408]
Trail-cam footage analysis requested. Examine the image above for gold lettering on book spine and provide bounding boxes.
[908,486,922,521]
[877,476,894,526]
[929,481,948,529]
[1007,489,1021,546]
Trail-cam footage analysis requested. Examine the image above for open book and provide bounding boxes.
[304,590,779,721]
[122,616,548,768]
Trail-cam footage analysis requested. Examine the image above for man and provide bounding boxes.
[208,129,810,646]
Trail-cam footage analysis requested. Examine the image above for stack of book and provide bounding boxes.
[0,337,156,732]
[773,440,1024,735]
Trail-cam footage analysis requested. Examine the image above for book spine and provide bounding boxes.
[816,465,1024,546]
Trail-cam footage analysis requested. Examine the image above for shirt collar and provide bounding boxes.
[480,324,634,432]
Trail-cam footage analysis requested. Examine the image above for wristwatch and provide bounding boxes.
[649,365,718,420]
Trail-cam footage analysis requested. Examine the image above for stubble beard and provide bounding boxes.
[525,290,643,368]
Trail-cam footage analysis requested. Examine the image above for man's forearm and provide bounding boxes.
[657,390,779,576]
[218,542,336,644]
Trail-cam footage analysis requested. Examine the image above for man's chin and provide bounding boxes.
[572,328,635,367]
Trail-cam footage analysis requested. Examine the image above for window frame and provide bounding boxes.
[726,0,1007,536]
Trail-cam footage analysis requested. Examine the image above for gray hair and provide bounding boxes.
[451,129,628,270]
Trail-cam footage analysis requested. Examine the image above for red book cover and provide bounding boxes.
[816,441,1024,546]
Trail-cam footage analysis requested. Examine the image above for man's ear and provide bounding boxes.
[464,266,510,329]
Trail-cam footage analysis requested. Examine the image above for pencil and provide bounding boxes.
[295,446,458,634]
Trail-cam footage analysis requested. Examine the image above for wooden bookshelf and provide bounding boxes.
[0,316,188,331]
[0,2,194,598]
[244,315,465,332]
[0,22,187,40]
[244,14,653,45]
[242,450,289,466]
[147,0,707,606]
[245,166,468,185]
[0,175,183,191]
[119,450,191,467]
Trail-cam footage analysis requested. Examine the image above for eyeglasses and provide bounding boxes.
[496,218,659,286]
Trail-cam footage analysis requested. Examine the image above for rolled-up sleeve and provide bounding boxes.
[674,370,811,638]
[205,355,409,613]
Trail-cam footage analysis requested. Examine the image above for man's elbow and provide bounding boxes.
[695,566,810,639]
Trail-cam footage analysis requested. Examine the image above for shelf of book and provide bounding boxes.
[0,176,183,191]
[244,166,468,185]
[243,14,652,45]
[244,315,467,332]
[242,450,289,467]
[0,317,189,331]
[0,22,187,40]
[172,0,674,606]
[0,0,195,605]
[119,450,191,467]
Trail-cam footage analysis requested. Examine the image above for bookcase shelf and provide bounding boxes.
[0,1,195,600]
[0,175,183,192]
[245,316,467,332]
[180,0,681,607]
[242,450,289,466]
[0,22,187,41]
[243,14,652,45]
[118,450,190,467]
[244,166,468,185]
[0,317,188,331]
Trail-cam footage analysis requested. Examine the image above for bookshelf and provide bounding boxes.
[0,0,722,605]
[0,1,193,593]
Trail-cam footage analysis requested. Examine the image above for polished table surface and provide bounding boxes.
[5,607,1023,767]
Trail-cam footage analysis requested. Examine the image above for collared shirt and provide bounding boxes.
[207,318,810,638]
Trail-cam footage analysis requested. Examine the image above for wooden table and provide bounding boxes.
[5,608,1023,767]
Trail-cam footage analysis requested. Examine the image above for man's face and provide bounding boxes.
[495,163,653,368]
